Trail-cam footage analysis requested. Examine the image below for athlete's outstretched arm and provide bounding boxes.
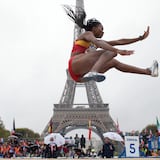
[94,39,134,56]
[83,32,134,56]
[107,26,150,46]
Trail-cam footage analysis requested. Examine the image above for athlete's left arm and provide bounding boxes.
[106,26,150,46]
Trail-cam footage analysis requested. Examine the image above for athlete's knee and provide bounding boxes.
[112,51,118,57]
[112,59,120,67]
[105,50,117,57]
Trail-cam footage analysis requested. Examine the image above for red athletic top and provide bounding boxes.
[68,40,96,82]
[71,40,96,54]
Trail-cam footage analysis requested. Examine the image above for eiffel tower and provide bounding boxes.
[41,0,116,140]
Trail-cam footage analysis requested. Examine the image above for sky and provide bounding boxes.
[0,0,160,137]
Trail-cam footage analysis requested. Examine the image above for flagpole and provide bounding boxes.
[156,116,160,134]
[88,120,92,148]
[11,118,16,135]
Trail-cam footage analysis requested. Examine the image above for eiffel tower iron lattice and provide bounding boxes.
[41,0,117,140]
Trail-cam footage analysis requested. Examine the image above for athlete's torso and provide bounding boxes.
[71,39,96,56]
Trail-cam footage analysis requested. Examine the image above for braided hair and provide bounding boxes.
[62,5,101,31]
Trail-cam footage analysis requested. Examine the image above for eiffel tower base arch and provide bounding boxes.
[41,103,116,141]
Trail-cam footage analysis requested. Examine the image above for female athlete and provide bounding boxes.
[63,5,158,82]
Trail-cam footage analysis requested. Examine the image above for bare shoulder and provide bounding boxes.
[78,31,94,39]
[78,31,96,42]
[83,31,94,37]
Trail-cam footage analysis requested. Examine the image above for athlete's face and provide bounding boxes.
[94,24,104,38]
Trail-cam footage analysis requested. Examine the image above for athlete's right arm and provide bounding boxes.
[83,32,134,56]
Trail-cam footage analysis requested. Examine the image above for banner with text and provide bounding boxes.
[125,136,139,157]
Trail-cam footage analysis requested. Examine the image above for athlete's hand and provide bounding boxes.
[139,26,150,40]
[118,49,134,56]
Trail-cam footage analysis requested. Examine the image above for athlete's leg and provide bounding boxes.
[90,51,117,72]
[80,50,117,82]
[100,59,152,75]
[71,50,116,75]
[71,50,117,82]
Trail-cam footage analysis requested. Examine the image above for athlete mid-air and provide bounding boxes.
[63,5,158,82]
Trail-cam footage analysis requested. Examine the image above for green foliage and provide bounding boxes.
[15,128,40,139]
[0,117,5,129]
[0,117,10,138]
[0,128,10,138]
[141,124,157,135]
[0,117,40,139]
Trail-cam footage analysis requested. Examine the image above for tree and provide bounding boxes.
[15,128,40,139]
[0,117,4,129]
[141,124,157,135]
[0,117,10,138]
[0,117,40,140]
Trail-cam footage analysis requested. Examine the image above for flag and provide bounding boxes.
[156,117,160,134]
[149,129,153,139]
[13,118,16,131]
[116,118,121,133]
[88,120,92,140]
[48,119,53,133]
[11,118,16,135]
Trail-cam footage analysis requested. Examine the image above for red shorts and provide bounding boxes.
[68,57,81,82]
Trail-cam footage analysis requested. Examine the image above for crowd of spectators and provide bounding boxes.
[139,130,160,157]
[0,131,160,158]
[0,137,44,158]
[0,134,90,158]
[118,130,160,158]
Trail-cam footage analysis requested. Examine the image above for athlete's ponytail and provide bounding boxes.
[62,5,86,29]
[63,5,101,31]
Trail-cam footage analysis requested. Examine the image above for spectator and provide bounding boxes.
[74,134,80,148]
[102,138,115,158]
[45,143,59,158]
[80,134,86,149]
